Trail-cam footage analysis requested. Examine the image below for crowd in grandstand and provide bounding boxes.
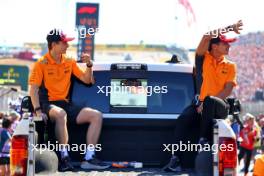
[229,32,264,102]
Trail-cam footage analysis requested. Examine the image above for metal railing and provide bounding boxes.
[0,86,28,113]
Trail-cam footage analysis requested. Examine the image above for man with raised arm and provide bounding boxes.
[164,20,243,172]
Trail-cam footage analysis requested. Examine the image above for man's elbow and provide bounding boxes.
[226,84,235,95]
[221,88,233,99]
[225,91,232,98]
[90,77,95,84]
[196,40,210,56]
[83,78,94,85]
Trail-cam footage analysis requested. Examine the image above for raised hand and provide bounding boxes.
[233,20,243,34]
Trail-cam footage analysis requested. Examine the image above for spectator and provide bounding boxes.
[253,117,262,153]
[0,116,12,176]
[259,118,264,148]
[238,113,257,175]
[0,112,4,128]
[9,111,21,135]
[0,112,4,119]
[231,120,241,146]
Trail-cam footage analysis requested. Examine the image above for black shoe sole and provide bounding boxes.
[58,166,75,172]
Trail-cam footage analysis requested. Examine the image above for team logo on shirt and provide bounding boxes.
[222,66,229,74]
[64,66,71,74]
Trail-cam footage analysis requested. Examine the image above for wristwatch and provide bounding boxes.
[86,61,93,68]
[34,106,41,113]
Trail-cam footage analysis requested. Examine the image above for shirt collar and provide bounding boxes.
[206,51,228,65]
[45,52,65,64]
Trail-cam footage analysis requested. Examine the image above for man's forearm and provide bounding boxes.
[216,90,231,100]
[196,23,236,56]
[29,85,41,110]
[196,20,242,56]
[83,67,94,84]
[216,83,234,100]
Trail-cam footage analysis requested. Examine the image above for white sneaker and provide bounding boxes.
[80,157,111,170]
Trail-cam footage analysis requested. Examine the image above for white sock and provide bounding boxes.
[84,146,95,160]
[60,145,69,159]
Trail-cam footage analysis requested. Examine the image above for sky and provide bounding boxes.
[0,0,263,49]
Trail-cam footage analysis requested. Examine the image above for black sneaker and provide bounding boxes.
[198,137,210,153]
[59,156,75,172]
[80,157,111,170]
[163,155,182,172]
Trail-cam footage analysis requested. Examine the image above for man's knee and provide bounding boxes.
[77,108,103,124]
[57,110,67,122]
[203,96,222,109]
[49,108,67,123]
[181,105,198,118]
[203,96,215,105]
[89,109,102,123]
[203,96,228,118]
